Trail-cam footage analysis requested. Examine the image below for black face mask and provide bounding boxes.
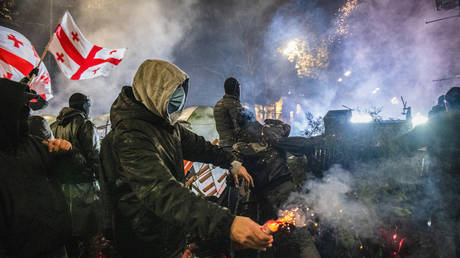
[82,102,91,116]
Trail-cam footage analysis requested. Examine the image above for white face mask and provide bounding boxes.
[168,86,186,115]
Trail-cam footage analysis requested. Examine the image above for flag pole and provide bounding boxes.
[28,33,53,85]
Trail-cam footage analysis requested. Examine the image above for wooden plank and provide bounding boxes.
[206,189,217,197]
[199,172,213,183]
[202,182,215,192]
[217,173,228,183]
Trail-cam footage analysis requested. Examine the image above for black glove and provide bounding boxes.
[28,68,39,78]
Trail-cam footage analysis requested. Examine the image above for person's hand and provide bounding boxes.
[42,139,72,152]
[28,67,39,78]
[230,216,273,251]
[233,165,254,188]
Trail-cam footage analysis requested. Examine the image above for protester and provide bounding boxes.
[100,59,271,258]
[50,93,101,257]
[0,78,72,258]
[233,113,321,258]
[214,77,243,151]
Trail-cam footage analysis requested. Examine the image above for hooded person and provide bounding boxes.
[214,77,243,151]
[0,78,73,258]
[99,60,272,258]
[50,93,101,257]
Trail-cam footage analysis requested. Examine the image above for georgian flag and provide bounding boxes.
[49,11,126,80]
[0,26,53,100]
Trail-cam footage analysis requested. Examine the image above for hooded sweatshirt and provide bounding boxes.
[101,60,236,257]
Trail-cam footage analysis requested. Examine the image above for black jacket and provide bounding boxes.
[0,136,72,257]
[214,94,243,148]
[50,107,100,183]
[101,86,236,257]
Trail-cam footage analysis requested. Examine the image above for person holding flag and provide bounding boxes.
[0,25,52,110]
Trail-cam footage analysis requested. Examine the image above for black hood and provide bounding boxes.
[55,107,87,126]
[224,77,240,99]
[110,86,171,130]
[0,79,30,151]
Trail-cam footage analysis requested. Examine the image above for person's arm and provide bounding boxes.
[180,125,254,186]
[115,130,235,240]
[114,130,270,249]
[77,120,100,176]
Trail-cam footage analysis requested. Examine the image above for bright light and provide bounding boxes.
[344,70,352,77]
[283,40,298,56]
[391,97,399,105]
[372,88,380,94]
[412,113,428,127]
[351,113,372,123]
[338,77,343,82]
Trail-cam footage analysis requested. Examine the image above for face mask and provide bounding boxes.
[168,86,186,114]
[82,101,91,116]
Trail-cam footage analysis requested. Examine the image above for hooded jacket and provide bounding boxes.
[100,60,236,257]
[214,83,243,149]
[50,107,100,183]
[0,79,71,257]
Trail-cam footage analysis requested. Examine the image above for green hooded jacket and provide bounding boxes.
[101,60,236,257]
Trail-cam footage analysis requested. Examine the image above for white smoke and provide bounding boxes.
[37,0,198,117]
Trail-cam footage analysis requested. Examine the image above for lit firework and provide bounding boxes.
[280,0,359,78]
[262,207,303,234]
[279,38,329,78]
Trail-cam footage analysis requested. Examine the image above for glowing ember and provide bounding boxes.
[263,208,302,234]
[360,245,364,250]
[262,220,280,234]
[393,234,397,240]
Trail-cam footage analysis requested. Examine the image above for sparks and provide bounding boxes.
[344,70,352,77]
[279,38,329,78]
[391,97,399,105]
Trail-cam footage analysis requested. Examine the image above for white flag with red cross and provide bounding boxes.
[0,26,53,100]
[49,11,126,80]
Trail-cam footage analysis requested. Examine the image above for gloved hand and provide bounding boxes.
[28,67,39,78]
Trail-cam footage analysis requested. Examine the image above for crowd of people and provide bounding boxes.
[1,59,459,258]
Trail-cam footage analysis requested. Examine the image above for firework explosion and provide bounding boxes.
[279,39,329,78]
[279,0,359,78]
[332,0,359,41]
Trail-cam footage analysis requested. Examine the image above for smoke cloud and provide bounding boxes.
[281,154,442,254]
[30,0,460,130]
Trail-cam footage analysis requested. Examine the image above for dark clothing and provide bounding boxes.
[50,107,100,183]
[232,119,321,258]
[101,86,236,257]
[50,107,100,240]
[214,94,243,149]
[0,136,72,258]
[28,115,54,141]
